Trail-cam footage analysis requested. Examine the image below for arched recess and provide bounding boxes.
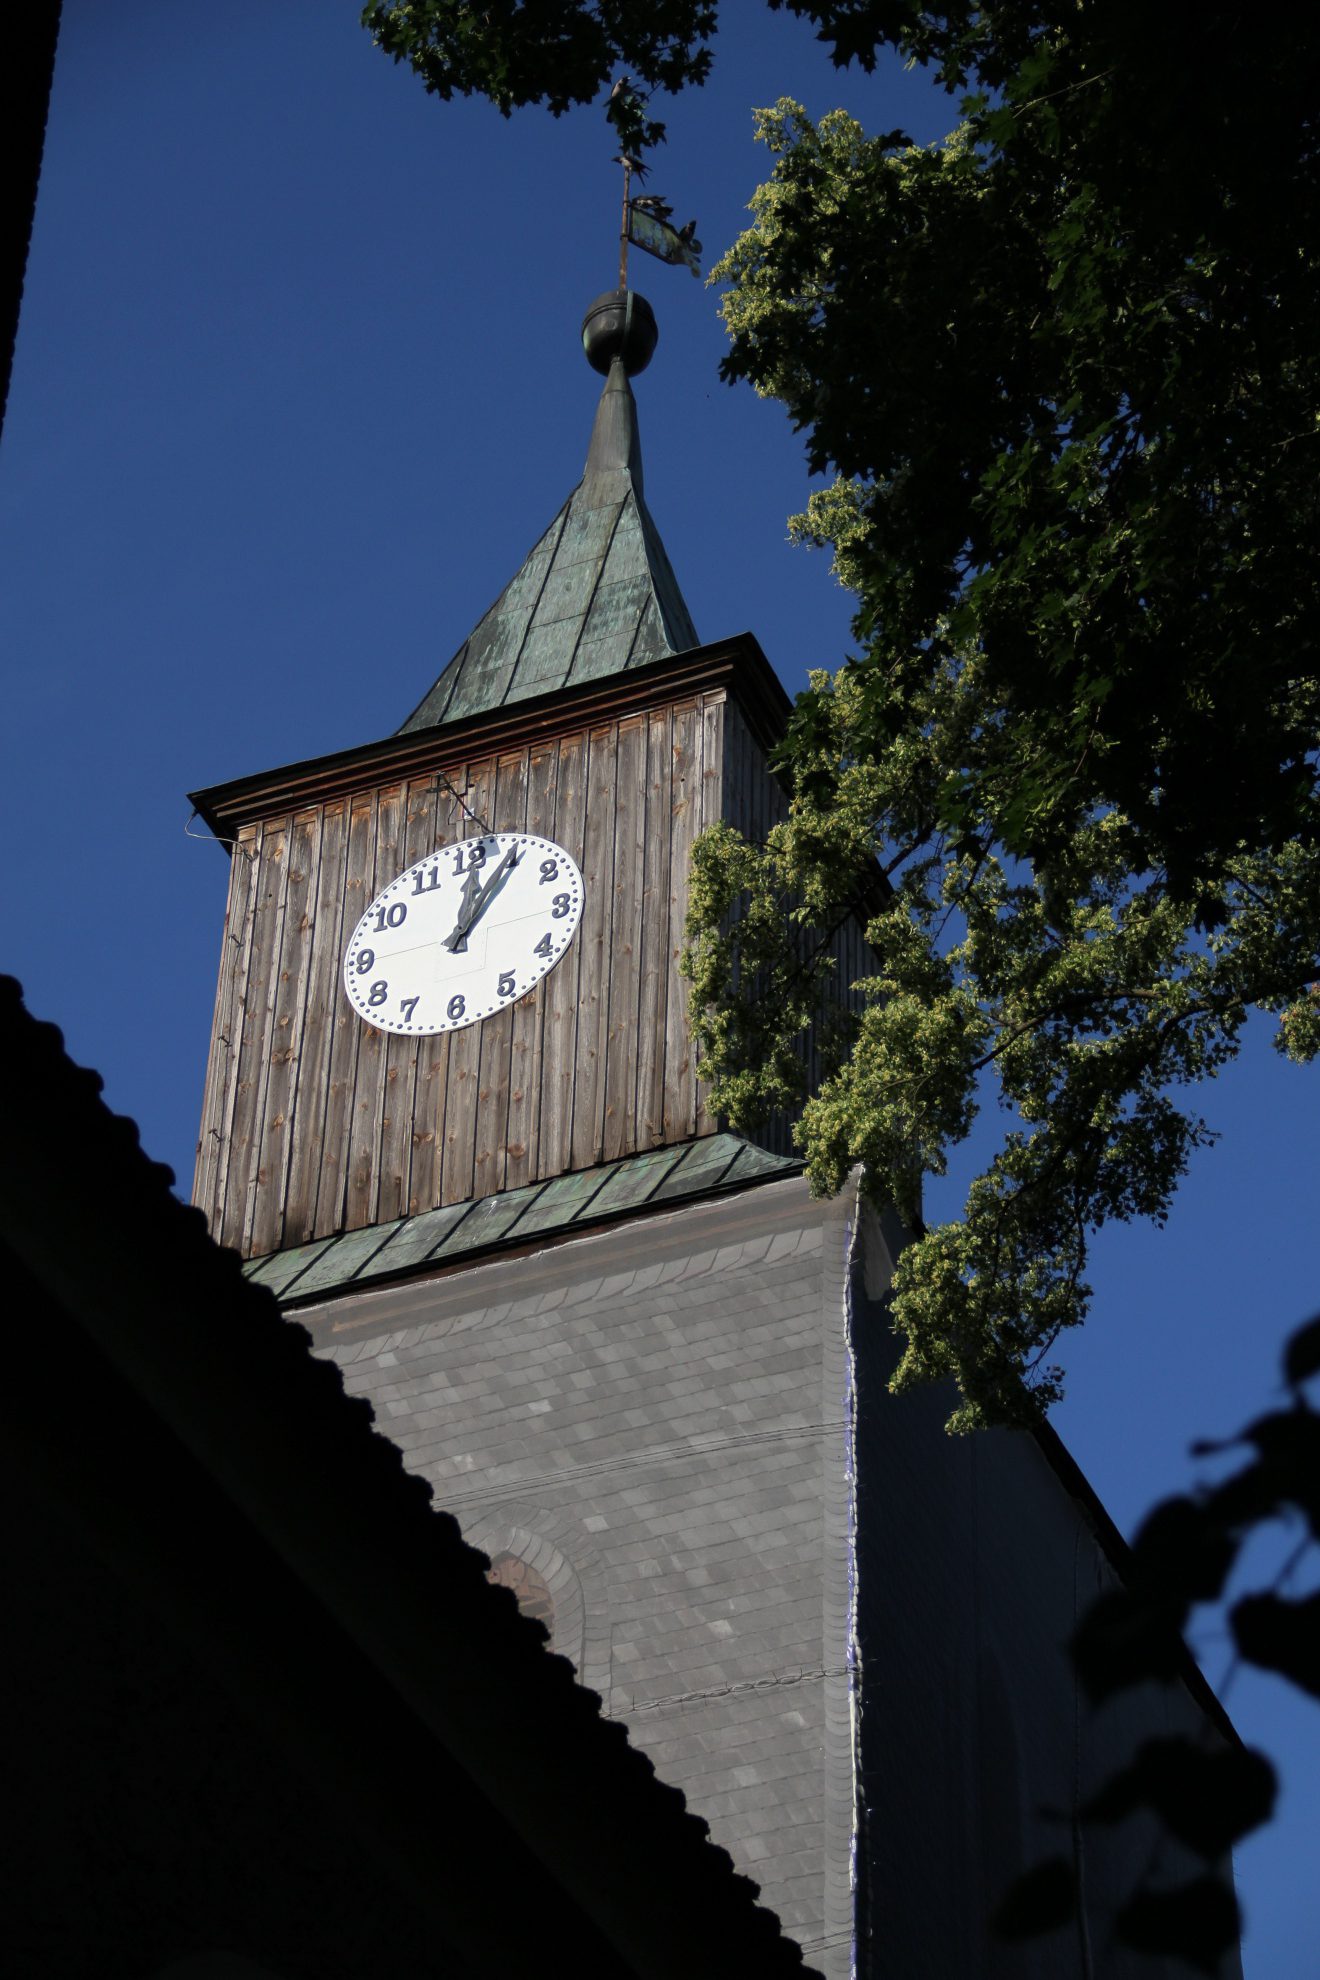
[460,1508,609,1702]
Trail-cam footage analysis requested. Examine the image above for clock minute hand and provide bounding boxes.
[442,846,519,952]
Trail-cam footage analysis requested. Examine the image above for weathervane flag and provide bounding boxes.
[626,205,701,279]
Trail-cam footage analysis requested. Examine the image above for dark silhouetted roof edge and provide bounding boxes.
[0,976,820,1980]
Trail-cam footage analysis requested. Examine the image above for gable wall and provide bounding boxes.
[297,1178,857,1970]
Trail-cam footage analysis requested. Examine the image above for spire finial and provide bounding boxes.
[581,290,657,378]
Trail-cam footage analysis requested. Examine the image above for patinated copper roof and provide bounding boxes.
[399,355,698,732]
[244,1132,800,1306]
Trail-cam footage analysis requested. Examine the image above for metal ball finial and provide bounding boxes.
[581,290,658,377]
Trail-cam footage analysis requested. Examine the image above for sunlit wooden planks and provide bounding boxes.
[538,731,587,1178]
[248,808,320,1258]
[504,744,558,1191]
[281,798,348,1246]
[635,705,673,1147]
[602,715,646,1164]
[569,726,618,1173]
[192,821,256,1220]
[662,698,703,1142]
[194,686,743,1256]
[225,818,288,1251]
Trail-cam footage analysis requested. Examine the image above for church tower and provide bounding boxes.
[191,290,855,1260]
[190,298,1239,1979]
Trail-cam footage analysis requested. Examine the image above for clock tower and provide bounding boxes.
[188,296,1239,1980]
[191,291,852,1262]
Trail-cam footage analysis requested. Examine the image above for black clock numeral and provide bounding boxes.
[412,865,442,896]
[447,993,466,1021]
[551,892,570,919]
[498,970,516,997]
[356,948,375,974]
[533,932,553,958]
[400,996,419,1022]
[368,980,389,1007]
[373,901,407,932]
[539,858,559,884]
[452,841,488,876]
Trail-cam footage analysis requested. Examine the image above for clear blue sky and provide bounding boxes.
[3,4,1316,1970]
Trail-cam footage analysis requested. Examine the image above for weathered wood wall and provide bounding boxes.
[194,691,725,1256]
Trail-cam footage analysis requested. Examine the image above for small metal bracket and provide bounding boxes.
[432,769,494,839]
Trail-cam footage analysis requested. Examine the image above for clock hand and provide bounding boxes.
[461,845,521,930]
[443,865,484,953]
[442,845,520,952]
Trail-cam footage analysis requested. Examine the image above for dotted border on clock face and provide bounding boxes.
[341,833,585,1037]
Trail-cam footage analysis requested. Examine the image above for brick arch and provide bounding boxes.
[485,1551,556,1640]
[463,1513,606,1694]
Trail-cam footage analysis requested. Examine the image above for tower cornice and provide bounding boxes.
[190,632,791,838]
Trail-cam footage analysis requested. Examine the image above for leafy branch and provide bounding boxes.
[683,668,1320,1429]
[996,1312,1320,1970]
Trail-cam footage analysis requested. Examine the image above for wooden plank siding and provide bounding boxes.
[316,791,376,1235]
[225,817,289,1251]
[191,823,256,1217]
[538,731,587,1177]
[282,798,349,1246]
[193,675,850,1259]
[247,807,320,1258]
[635,706,672,1146]
[504,745,558,1190]
[569,726,619,1173]
[661,698,702,1143]
[602,715,646,1164]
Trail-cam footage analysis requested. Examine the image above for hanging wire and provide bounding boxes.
[185,773,492,863]
[184,809,256,859]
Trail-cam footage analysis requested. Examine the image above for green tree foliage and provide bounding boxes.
[997,1312,1320,1967]
[360,0,717,145]
[694,14,1320,1430]
[363,2,1320,1431]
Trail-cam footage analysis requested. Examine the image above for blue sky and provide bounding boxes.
[3,4,1316,1970]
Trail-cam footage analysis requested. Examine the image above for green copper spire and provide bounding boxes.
[398,292,698,733]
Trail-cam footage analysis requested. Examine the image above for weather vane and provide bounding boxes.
[605,76,702,290]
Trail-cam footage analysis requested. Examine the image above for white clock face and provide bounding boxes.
[343,832,584,1036]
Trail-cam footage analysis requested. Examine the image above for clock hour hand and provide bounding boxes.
[442,845,519,952]
[443,864,484,953]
